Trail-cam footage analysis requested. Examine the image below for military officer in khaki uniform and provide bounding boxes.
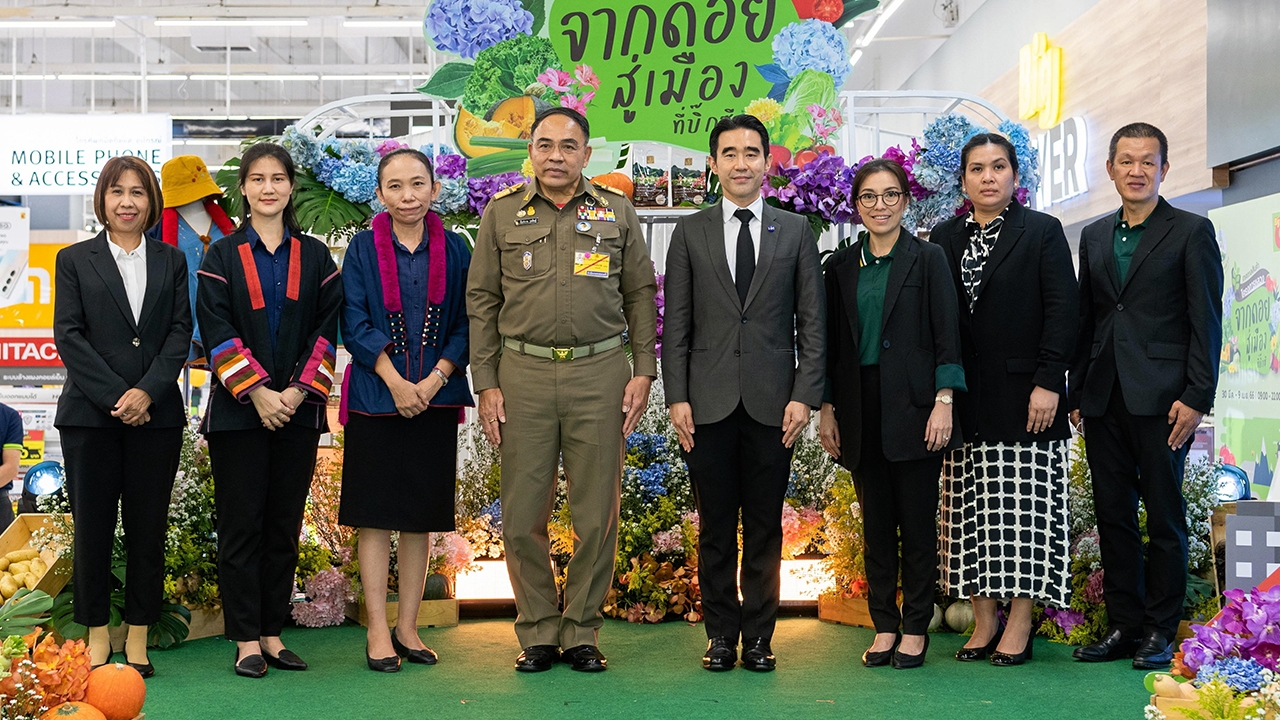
[467,107,658,673]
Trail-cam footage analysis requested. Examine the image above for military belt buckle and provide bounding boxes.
[551,346,574,362]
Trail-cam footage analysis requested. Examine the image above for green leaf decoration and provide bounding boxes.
[148,602,193,649]
[0,589,53,638]
[214,157,243,220]
[836,0,880,29]
[522,0,546,36]
[417,61,475,99]
[294,171,373,238]
[50,586,86,641]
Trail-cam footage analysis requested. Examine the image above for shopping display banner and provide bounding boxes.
[0,114,172,195]
[0,244,69,329]
[0,208,30,308]
[1213,192,1280,499]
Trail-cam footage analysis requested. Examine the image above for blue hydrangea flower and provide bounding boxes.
[432,176,470,215]
[330,162,378,204]
[998,119,1041,198]
[1196,656,1267,692]
[625,462,670,502]
[425,0,533,60]
[281,126,319,171]
[480,498,502,534]
[343,140,380,166]
[772,20,851,87]
[315,157,343,185]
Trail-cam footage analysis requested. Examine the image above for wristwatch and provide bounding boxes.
[934,394,953,405]
[432,367,449,386]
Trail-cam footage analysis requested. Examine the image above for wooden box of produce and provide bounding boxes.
[0,513,73,600]
[817,593,874,629]
[345,597,459,629]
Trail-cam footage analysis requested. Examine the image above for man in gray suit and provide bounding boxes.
[662,114,825,672]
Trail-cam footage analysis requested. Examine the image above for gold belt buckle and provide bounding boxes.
[551,346,574,361]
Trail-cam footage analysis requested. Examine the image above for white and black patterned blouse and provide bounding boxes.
[959,204,1013,311]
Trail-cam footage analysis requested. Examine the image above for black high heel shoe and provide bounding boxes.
[366,645,401,673]
[955,625,1004,662]
[861,632,900,668]
[990,626,1035,666]
[892,634,930,670]
[391,629,439,665]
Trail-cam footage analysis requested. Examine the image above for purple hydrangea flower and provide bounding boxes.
[762,153,856,225]
[433,153,468,180]
[467,171,526,216]
[1180,624,1241,673]
[425,0,533,59]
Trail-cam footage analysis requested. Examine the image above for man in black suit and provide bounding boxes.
[1069,123,1223,669]
[663,114,825,672]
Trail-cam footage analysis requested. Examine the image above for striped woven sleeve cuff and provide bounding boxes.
[293,337,336,400]
[210,338,271,402]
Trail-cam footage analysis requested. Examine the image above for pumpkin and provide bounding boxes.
[454,106,523,158]
[591,172,635,200]
[41,703,106,720]
[484,95,552,139]
[944,600,975,633]
[422,572,454,601]
[83,664,145,720]
[927,603,944,632]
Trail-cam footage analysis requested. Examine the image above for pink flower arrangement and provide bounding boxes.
[375,139,410,157]
[651,526,684,555]
[291,567,354,628]
[430,532,476,576]
[537,69,574,93]
[807,104,843,144]
[781,503,823,558]
[537,64,599,118]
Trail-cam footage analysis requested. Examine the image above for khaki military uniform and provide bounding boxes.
[467,175,657,650]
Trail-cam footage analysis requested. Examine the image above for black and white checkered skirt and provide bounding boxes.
[939,440,1072,608]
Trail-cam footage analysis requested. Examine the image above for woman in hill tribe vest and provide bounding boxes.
[196,142,342,679]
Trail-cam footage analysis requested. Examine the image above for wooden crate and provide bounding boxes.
[186,607,224,641]
[0,513,73,600]
[345,597,458,629]
[1152,694,1270,720]
[817,594,873,629]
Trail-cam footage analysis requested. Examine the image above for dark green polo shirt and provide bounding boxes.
[1114,210,1147,284]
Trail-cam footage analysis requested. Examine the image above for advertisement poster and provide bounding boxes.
[0,208,30,308]
[0,114,172,195]
[1213,192,1280,499]
[0,244,69,329]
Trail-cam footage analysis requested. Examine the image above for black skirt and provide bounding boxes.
[338,407,459,532]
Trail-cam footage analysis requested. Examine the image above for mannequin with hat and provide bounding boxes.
[148,156,236,362]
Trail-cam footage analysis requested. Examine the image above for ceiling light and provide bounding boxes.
[859,0,908,47]
[155,19,307,28]
[0,20,116,29]
[57,74,140,81]
[342,20,422,28]
[848,50,864,68]
[189,74,319,81]
[322,74,414,81]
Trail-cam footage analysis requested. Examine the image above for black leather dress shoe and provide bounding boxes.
[990,627,1035,666]
[1133,632,1174,670]
[263,648,308,671]
[892,634,929,669]
[392,630,439,665]
[127,661,155,679]
[562,644,608,672]
[741,637,776,672]
[702,636,737,671]
[234,651,267,679]
[1072,629,1141,663]
[366,645,401,673]
[956,627,1003,662]
[862,632,900,668]
[514,645,560,672]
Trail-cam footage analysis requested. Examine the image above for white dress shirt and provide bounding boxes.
[108,234,147,324]
[721,195,764,282]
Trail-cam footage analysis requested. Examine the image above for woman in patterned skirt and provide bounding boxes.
[931,133,1078,666]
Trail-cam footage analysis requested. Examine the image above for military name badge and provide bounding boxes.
[573,251,610,278]
[515,217,539,226]
[577,205,616,222]
[522,251,532,270]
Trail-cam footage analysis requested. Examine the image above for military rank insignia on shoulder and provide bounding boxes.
[593,182,625,196]
[492,182,527,200]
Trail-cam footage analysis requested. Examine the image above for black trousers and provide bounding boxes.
[851,366,942,635]
[1085,379,1189,642]
[684,402,793,642]
[207,424,320,642]
[61,424,183,627]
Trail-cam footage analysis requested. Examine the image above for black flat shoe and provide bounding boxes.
[956,627,1004,662]
[366,645,401,673]
[741,637,776,672]
[1072,628,1140,663]
[234,651,267,679]
[514,645,560,672]
[892,634,929,669]
[702,636,737,671]
[561,644,608,672]
[991,627,1035,666]
[392,629,438,665]
[126,661,155,679]
[862,632,900,668]
[263,648,308,671]
[1133,631,1174,670]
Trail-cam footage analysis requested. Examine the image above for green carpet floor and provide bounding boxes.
[136,618,1149,719]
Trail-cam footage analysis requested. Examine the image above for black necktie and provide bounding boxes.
[734,208,755,304]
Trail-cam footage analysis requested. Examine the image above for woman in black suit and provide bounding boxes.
[197,143,342,679]
[819,158,965,670]
[933,134,1078,666]
[53,156,193,677]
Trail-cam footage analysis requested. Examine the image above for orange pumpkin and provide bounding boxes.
[41,703,106,720]
[83,664,145,720]
[591,172,635,200]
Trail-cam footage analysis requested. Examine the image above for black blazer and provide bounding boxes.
[825,229,964,468]
[196,229,342,433]
[53,233,192,428]
[1068,197,1223,417]
[934,200,1078,443]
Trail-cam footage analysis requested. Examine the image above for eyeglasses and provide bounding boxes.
[856,190,903,208]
